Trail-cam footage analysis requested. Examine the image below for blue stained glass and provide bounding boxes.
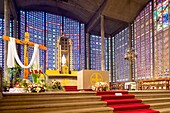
[46,13,62,70]
[0,19,4,68]
[63,17,80,71]
[90,35,102,70]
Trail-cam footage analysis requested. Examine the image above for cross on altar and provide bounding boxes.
[3,32,47,79]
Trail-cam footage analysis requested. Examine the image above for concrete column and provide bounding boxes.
[4,0,10,80]
[86,33,90,70]
[101,15,105,71]
[110,36,113,83]
[129,23,133,82]
[14,18,17,38]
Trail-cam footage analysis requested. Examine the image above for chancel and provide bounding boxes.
[0,0,170,113]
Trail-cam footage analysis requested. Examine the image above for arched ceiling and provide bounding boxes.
[0,0,150,36]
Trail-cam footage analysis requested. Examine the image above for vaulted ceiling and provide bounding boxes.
[0,0,150,36]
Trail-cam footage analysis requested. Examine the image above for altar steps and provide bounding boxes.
[0,96,102,106]
[129,90,170,113]
[0,92,113,113]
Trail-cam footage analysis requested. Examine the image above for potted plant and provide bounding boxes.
[49,80,64,91]
[8,64,22,88]
[3,80,9,92]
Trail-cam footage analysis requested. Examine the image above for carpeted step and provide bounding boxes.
[97,90,128,95]
[100,94,135,100]
[129,90,170,113]
[97,91,160,113]
[115,109,159,113]
[110,103,150,112]
[105,99,142,106]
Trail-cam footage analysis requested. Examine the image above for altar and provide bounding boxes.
[77,70,109,90]
[46,70,77,86]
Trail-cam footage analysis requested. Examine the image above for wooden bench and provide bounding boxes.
[138,78,170,90]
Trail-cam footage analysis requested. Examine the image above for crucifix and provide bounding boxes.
[3,32,47,79]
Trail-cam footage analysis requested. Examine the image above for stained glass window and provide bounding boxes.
[80,24,85,70]
[26,11,45,70]
[19,11,84,72]
[0,18,4,68]
[63,17,80,71]
[90,35,101,70]
[153,0,169,78]
[106,37,111,81]
[114,28,129,82]
[19,11,45,78]
[134,1,153,80]
[105,38,108,70]
[10,20,13,37]
[0,18,14,70]
[20,11,26,77]
[46,13,62,70]
[112,37,115,82]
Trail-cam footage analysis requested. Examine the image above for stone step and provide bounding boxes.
[141,97,170,104]
[150,102,170,109]
[129,90,170,95]
[128,90,170,113]
[154,108,170,113]
[2,91,96,99]
[134,94,170,99]
[0,101,107,113]
[44,107,113,113]
[0,96,101,106]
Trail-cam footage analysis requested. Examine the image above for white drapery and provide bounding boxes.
[7,37,40,69]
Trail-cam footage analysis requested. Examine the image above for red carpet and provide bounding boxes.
[97,91,160,113]
[64,86,78,91]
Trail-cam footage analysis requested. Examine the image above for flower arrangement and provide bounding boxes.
[28,70,44,84]
[92,82,109,91]
[3,80,10,92]
[15,79,31,88]
[49,80,63,91]
[26,83,46,93]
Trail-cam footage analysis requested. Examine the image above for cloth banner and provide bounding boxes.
[7,37,39,69]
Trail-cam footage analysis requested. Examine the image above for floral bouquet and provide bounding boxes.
[28,70,44,84]
[49,80,63,91]
[92,82,109,91]
[26,83,46,93]
[15,79,31,88]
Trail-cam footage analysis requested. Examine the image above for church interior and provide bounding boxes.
[0,0,170,113]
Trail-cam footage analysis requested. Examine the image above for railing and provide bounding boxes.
[138,78,170,90]
[110,82,125,90]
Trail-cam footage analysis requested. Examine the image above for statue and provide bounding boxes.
[62,54,66,66]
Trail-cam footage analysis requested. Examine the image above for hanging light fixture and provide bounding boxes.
[124,47,137,61]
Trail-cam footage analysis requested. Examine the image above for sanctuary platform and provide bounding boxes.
[2,90,169,113]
